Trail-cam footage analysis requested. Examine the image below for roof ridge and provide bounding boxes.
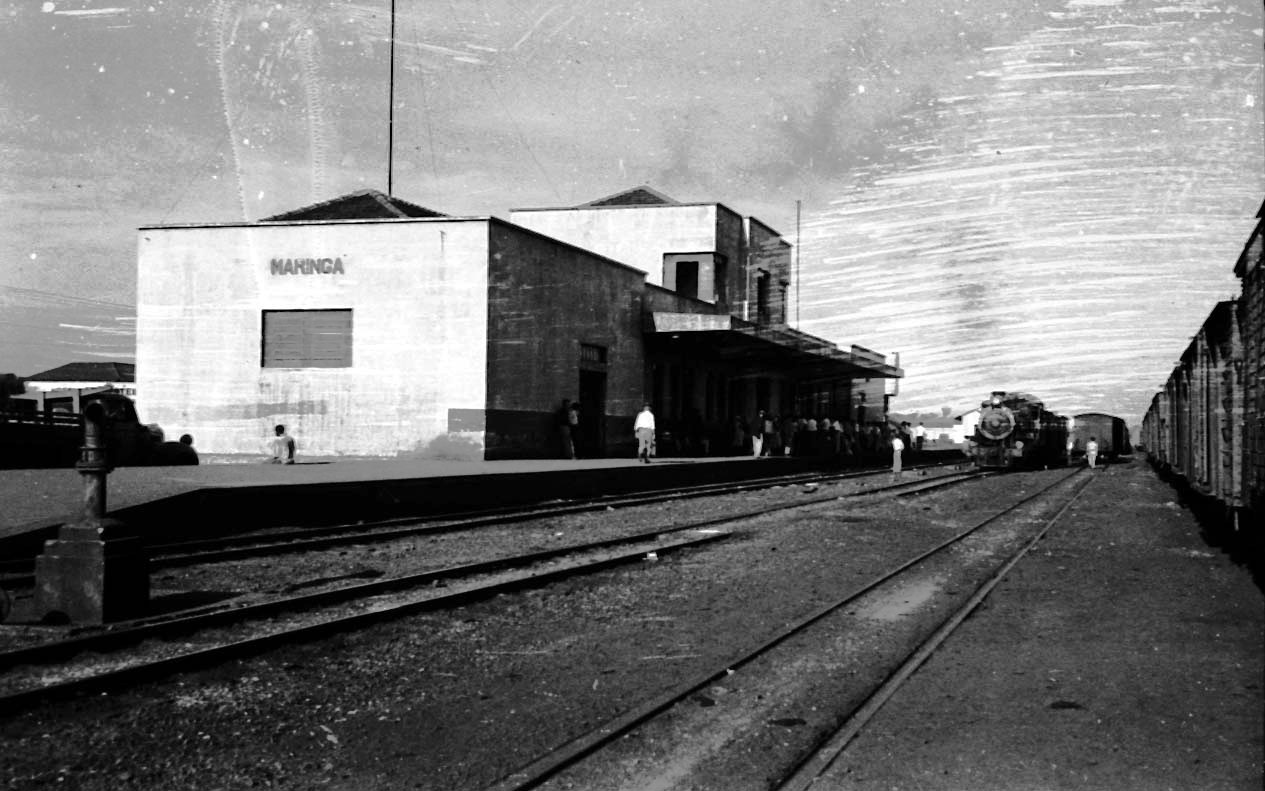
[580,185,679,207]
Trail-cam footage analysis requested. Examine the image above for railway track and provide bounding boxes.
[0,463,982,712]
[480,466,1090,791]
[0,460,973,588]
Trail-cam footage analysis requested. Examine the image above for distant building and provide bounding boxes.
[956,408,982,445]
[136,188,902,459]
[16,361,138,414]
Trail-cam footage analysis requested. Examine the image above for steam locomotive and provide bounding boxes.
[971,391,1069,471]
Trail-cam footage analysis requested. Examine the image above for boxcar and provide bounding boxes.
[1143,197,1262,551]
[1236,199,1265,525]
[1070,413,1131,461]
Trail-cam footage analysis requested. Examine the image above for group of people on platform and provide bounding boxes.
[553,397,936,463]
[731,412,928,462]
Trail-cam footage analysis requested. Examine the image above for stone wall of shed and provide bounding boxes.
[484,222,648,459]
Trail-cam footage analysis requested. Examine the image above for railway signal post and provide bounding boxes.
[33,400,149,624]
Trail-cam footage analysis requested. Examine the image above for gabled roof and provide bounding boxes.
[580,186,678,207]
[27,361,135,382]
[261,190,447,222]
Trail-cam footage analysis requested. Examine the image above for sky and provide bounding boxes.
[0,0,1261,427]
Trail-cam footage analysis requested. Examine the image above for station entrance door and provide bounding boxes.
[578,369,607,458]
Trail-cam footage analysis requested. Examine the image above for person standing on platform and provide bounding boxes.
[890,433,905,480]
[752,410,766,457]
[634,403,656,463]
[568,401,582,458]
[269,424,296,464]
[1086,436,1099,469]
[914,422,926,451]
[556,399,575,459]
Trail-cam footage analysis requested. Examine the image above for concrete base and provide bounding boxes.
[33,519,149,624]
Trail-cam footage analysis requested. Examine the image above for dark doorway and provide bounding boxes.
[676,261,699,299]
[578,369,607,457]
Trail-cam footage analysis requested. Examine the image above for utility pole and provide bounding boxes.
[387,0,396,196]
[795,199,802,328]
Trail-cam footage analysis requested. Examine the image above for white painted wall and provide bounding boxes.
[22,381,140,412]
[509,205,718,287]
[136,219,490,457]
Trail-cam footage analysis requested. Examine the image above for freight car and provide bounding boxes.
[1070,413,1131,462]
[971,391,1069,471]
[1141,197,1263,550]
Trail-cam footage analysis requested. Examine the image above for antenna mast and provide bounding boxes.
[795,199,801,328]
[387,0,396,196]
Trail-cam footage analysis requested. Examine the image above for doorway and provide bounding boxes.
[578,369,607,458]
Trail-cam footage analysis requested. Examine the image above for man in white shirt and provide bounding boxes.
[269,424,296,464]
[1086,436,1099,469]
[891,434,905,479]
[634,404,656,463]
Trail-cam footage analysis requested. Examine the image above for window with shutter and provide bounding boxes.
[262,309,353,368]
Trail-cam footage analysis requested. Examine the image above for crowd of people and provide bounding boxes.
[543,398,940,464]
[719,411,928,463]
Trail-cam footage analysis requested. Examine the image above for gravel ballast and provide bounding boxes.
[1,461,1259,790]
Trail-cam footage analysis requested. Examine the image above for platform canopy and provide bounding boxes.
[644,312,902,380]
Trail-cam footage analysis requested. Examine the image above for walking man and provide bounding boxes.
[634,403,656,463]
[1086,436,1099,469]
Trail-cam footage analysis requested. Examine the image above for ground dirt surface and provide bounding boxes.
[0,459,1259,790]
[801,460,1263,791]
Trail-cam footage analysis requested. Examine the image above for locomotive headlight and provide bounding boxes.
[990,395,1002,406]
[1014,440,1024,449]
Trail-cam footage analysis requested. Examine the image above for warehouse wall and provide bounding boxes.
[136,219,490,457]
[746,218,792,326]
[482,221,647,458]
[508,204,718,288]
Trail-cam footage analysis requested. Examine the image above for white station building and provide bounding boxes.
[135,188,901,459]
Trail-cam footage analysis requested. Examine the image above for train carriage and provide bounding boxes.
[1164,303,1244,512]
[1139,390,1170,468]
[1143,197,1261,552]
[1070,412,1131,462]
[1236,200,1265,522]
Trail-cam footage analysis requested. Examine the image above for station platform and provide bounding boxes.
[0,450,958,556]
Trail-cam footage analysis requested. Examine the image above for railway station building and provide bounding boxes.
[135,187,901,459]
